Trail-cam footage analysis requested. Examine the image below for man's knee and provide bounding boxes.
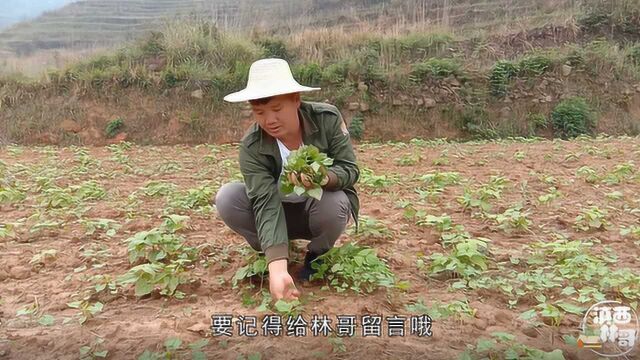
[214,182,248,218]
[310,190,351,227]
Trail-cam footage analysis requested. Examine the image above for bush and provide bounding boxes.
[105,118,124,138]
[551,97,596,139]
[322,60,351,85]
[292,63,323,87]
[518,55,552,76]
[399,32,453,58]
[489,60,518,97]
[528,113,548,129]
[410,58,461,82]
[257,38,293,62]
[459,105,498,139]
[348,114,365,140]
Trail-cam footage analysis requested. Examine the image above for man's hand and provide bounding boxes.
[268,259,300,300]
[289,171,329,189]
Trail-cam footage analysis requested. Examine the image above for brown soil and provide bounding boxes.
[1,137,639,359]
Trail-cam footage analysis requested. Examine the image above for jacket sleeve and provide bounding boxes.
[324,110,360,191]
[238,144,289,264]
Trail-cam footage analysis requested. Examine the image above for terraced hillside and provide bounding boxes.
[0,0,577,56]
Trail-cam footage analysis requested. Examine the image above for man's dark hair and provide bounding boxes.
[248,96,275,106]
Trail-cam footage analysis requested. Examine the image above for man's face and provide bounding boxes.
[251,93,301,139]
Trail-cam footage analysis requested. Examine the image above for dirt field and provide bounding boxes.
[1,135,640,359]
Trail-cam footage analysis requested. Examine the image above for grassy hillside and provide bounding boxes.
[0,0,639,146]
[0,0,581,57]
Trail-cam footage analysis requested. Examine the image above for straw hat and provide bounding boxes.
[223,58,321,103]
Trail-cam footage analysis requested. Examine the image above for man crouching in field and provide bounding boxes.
[214,58,360,301]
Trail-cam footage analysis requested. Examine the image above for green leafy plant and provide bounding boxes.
[574,205,609,231]
[80,218,121,237]
[346,215,392,240]
[411,58,461,81]
[576,166,600,183]
[105,117,124,138]
[551,97,596,139]
[232,252,268,289]
[118,260,192,298]
[119,217,197,298]
[537,187,562,205]
[490,205,532,233]
[348,114,364,140]
[310,243,395,293]
[405,298,476,320]
[167,184,215,211]
[489,60,518,97]
[67,300,104,324]
[280,145,334,200]
[425,238,491,280]
[79,337,108,360]
[358,167,398,189]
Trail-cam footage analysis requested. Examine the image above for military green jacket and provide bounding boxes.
[238,101,360,264]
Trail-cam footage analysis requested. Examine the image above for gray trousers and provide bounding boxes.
[214,182,351,255]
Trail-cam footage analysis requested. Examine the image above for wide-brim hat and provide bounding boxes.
[223,58,321,103]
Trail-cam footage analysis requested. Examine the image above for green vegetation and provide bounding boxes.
[280,145,333,201]
[310,242,396,293]
[551,97,596,139]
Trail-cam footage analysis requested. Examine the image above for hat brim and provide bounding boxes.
[223,85,321,103]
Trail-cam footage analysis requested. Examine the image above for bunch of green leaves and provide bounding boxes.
[415,213,462,233]
[166,184,215,212]
[489,60,518,97]
[66,299,104,324]
[0,182,27,204]
[395,152,422,166]
[574,205,609,231]
[79,337,108,360]
[80,218,121,237]
[142,181,177,197]
[80,243,111,264]
[280,145,334,201]
[405,298,476,320]
[489,205,532,233]
[138,338,208,360]
[119,216,196,298]
[419,171,462,189]
[38,186,77,209]
[232,252,268,289]
[124,219,196,264]
[459,332,565,360]
[72,180,106,201]
[576,166,600,183]
[537,187,562,205]
[519,294,585,327]
[88,274,118,294]
[551,97,596,139]
[105,117,124,138]
[424,237,491,280]
[358,167,398,189]
[346,215,393,240]
[310,243,395,293]
[602,161,635,185]
[457,176,508,213]
[117,259,192,298]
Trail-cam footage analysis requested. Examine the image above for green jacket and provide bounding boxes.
[238,101,360,264]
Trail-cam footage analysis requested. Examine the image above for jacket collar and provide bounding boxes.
[258,101,318,156]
